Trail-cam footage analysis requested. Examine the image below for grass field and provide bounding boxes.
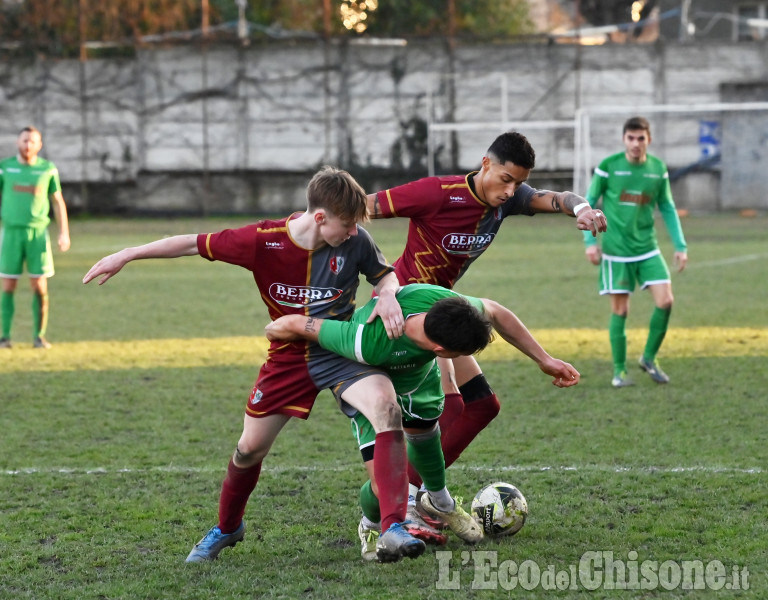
[1,213,766,599]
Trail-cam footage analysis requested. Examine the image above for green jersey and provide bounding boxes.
[0,156,62,227]
[584,151,686,258]
[318,283,485,395]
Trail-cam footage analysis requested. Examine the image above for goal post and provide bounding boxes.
[426,101,768,211]
[574,102,768,211]
[426,120,576,177]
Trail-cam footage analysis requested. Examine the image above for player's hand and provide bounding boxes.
[539,358,580,387]
[585,245,601,265]
[82,252,128,285]
[367,288,405,339]
[265,316,302,342]
[577,208,607,237]
[58,232,71,252]
[673,251,687,273]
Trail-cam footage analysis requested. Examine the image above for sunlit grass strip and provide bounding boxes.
[481,326,768,361]
[1,327,766,373]
[0,336,268,372]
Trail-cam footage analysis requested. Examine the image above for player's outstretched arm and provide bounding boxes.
[481,298,580,388]
[265,315,324,343]
[82,234,199,285]
[365,192,386,219]
[528,190,607,238]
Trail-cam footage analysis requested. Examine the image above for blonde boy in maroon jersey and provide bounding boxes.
[84,166,427,564]
[367,132,607,507]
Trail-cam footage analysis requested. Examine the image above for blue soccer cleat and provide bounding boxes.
[375,522,426,563]
[185,522,245,562]
[638,356,670,384]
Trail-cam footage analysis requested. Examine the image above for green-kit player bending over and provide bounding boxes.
[266,283,580,560]
[582,116,688,387]
[0,126,70,349]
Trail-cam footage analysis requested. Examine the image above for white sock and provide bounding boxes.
[361,515,380,530]
[428,488,454,512]
[408,483,419,500]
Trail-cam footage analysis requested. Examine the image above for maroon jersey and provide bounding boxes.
[197,213,393,359]
[375,174,536,287]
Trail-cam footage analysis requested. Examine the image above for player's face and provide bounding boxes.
[476,157,531,208]
[17,130,42,164]
[319,213,359,247]
[623,128,650,163]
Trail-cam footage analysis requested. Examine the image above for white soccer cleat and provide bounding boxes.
[420,494,484,544]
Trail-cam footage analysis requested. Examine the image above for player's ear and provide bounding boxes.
[314,210,326,225]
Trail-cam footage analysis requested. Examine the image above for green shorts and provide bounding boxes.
[599,250,670,295]
[0,225,55,278]
[350,362,445,453]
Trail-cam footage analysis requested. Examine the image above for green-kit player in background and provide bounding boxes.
[0,126,70,349]
[266,283,580,560]
[582,116,688,387]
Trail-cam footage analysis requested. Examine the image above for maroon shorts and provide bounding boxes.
[245,344,384,420]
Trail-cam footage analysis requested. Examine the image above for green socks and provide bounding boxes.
[1,291,14,338]
[406,428,446,492]
[359,479,381,524]
[359,426,448,523]
[644,306,671,362]
[32,292,49,338]
[609,313,627,375]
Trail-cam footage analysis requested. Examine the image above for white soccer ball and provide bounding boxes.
[471,481,528,537]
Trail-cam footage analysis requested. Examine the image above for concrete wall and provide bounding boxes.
[1,38,767,214]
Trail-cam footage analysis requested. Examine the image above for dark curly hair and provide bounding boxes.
[486,131,536,169]
[423,297,493,355]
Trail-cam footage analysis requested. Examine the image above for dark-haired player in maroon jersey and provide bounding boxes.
[83,166,427,564]
[367,131,608,520]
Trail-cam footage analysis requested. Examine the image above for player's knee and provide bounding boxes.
[234,444,268,468]
[368,394,402,432]
[658,295,673,310]
[459,374,494,403]
[476,394,501,421]
[381,401,403,431]
[460,375,500,423]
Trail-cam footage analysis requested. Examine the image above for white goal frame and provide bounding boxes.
[573,102,768,195]
[427,120,575,177]
[426,101,768,211]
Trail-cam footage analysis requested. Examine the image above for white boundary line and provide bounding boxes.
[3,464,762,476]
[687,252,768,269]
